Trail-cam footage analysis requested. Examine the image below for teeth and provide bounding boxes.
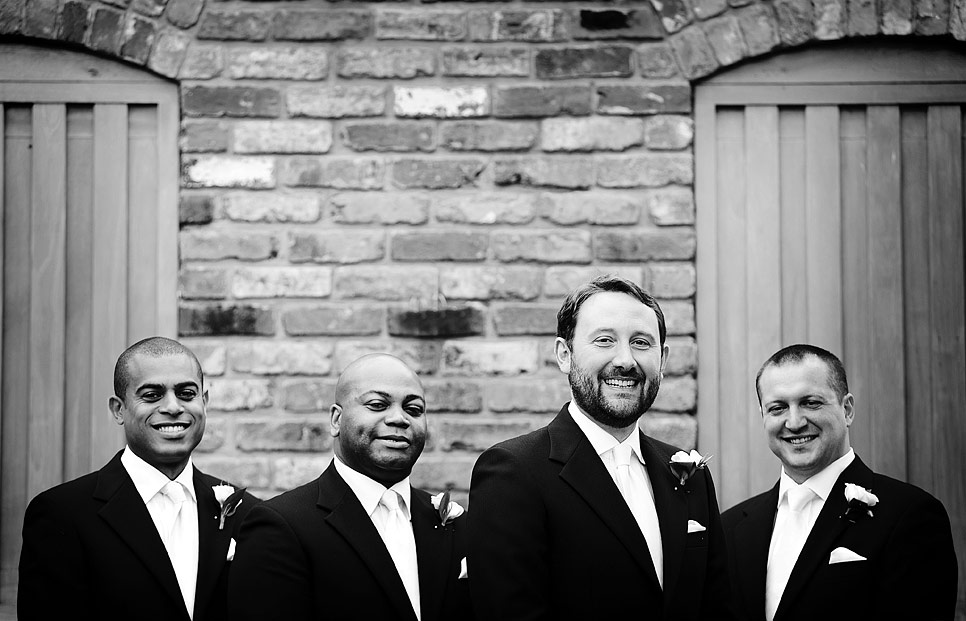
[604,379,636,388]
[157,424,187,431]
[787,437,812,445]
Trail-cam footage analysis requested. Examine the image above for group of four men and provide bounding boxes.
[19,275,958,620]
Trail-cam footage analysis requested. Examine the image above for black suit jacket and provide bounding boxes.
[227,462,471,621]
[467,405,735,620]
[721,455,958,621]
[18,451,257,621]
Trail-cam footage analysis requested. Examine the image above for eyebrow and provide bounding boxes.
[358,391,425,403]
[135,381,200,392]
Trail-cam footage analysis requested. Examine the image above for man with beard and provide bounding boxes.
[467,275,734,621]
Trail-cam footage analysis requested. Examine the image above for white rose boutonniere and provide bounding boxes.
[842,483,878,523]
[430,490,464,528]
[213,483,247,530]
[669,450,712,489]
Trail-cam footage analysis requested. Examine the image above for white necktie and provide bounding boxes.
[765,484,817,621]
[613,443,663,587]
[377,490,421,620]
[161,481,197,619]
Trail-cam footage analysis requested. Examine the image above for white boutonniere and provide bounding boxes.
[841,483,878,523]
[669,450,712,489]
[430,490,464,528]
[213,483,246,530]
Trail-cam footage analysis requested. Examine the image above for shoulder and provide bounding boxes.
[721,489,773,529]
[865,471,950,521]
[258,477,322,515]
[26,470,100,512]
[480,425,551,461]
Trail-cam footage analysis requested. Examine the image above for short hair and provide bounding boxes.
[755,344,850,403]
[113,337,204,398]
[556,275,666,348]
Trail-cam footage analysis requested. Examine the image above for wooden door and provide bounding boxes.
[0,44,179,604]
[695,40,966,616]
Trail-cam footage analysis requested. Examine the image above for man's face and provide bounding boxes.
[555,291,668,430]
[331,358,427,487]
[109,352,207,479]
[758,356,853,484]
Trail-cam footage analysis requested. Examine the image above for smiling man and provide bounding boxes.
[19,337,256,621]
[468,275,734,621]
[228,353,471,621]
[721,344,958,621]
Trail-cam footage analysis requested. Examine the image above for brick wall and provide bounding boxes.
[3,0,960,498]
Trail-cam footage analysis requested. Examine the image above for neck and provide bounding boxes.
[591,417,639,443]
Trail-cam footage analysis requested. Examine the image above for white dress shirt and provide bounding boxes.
[568,402,664,586]
[120,446,199,618]
[333,456,421,619]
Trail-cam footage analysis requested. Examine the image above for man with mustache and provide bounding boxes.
[228,354,471,621]
[468,275,734,620]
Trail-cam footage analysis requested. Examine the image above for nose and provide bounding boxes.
[384,405,411,428]
[158,392,184,416]
[784,405,807,431]
[611,342,636,372]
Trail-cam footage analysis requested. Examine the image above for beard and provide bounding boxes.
[569,359,661,429]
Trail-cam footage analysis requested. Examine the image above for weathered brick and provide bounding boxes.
[121,15,156,64]
[668,28,720,79]
[596,84,692,115]
[290,231,385,264]
[220,192,320,223]
[195,417,226,453]
[180,267,229,299]
[645,262,696,298]
[179,303,275,336]
[288,85,386,119]
[281,380,336,412]
[189,340,228,376]
[692,0,729,19]
[916,0,948,33]
[197,9,270,40]
[847,0,878,33]
[735,4,781,55]
[391,231,488,261]
[285,157,384,190]
[271,456,330,491]
[226,47,328,80]
[181,230,277,261]
[394,86,489,118]
[442,340,540,376]
[441,46,529,77]
[440,266,543,300]
[541,117,645,152]
[388,306,485,337]
[650,0,694,32]
[595,229,696,261]
[333,266,438,301]
[410,457,475,492]
[165,0,201,28]
[181,120,228,153]
[24,0,58,38]
[423,380,483,413]
[180,195,214,225]
[283,305,385,336]
[493,157,595,189]
[435,419,535,452]
[375,9,466,40]
[232,267,332,299]
[208,378,273,410]
[543,266,643,297]
[233,121,332,154]
[492,305,558,336]
[773,0,815,43]
[492,230,592,263]
[193,456,271,489]
[494,84,593,117]
[596,154,693,188]
[538,192,641,225]
[640,412,696,449]
[702,14,747,66]
[950,0,966,38]
[644,115,694,149]
[535,46,633,79]
[391,159,486,189]
[182,85,280,118]
[342,122,434,153]
[89,7,123,54]
[60,0,90,43]
[182,155,275,189]
[237,420,332,452]
[636,43,681,78]
[328,193,429,224]
[487,379,569,411]
[648,187,695,225]
[336,48,436,79]
[814,0,846,38]
[132,0,165,19]
[333,340,441,374]
[440,121,537,152]
[273,9,370,40]
[571,8,664,39]
[662,299,695,335]
[434,192,538,224]
[651,375,696,411]
[664,336,697,374]
[468,9,567,41]
[180,44,223,80]
[231,341,334,375]
[0,0,24,34]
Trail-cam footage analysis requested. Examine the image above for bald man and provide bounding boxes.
[228,354,472,621]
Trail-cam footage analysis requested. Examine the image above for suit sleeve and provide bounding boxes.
[227,502,314,621]
[18,492,91,621]
[697,468,739,621]
[467,446,551,621]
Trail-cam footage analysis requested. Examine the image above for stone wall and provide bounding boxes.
[3,0,961,498]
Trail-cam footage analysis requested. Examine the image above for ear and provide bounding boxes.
[842,393,855,426]
[553,337,572,374]
[202,389,209,408]
[109,396,125,425]
[329,404,342,438]
[660,343,670,375]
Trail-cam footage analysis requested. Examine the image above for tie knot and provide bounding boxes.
[380,489,402,513]
[613,443,634,468]
[163,481,187,505]
[787,485,815,512]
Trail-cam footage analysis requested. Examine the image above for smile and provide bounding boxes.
[603,378,638,388]
[783,435,816,445]
[154,422,189,435]
[379,436,411,447]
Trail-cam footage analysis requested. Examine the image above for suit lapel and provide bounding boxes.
[549,408,660,588]
[192,470,233,621]
[412,490,452,621]
[733,484,779,621]
[639,434,688,602]
[94,453,187,618]
[318,465,417,621]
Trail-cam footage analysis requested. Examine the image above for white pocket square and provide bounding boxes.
[828,546,866,564]
[458,557,468,579]
[227,538,236,562]
[687,519,706,533]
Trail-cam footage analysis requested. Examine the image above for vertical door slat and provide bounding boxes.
[27,104,67,498]
[127,106,158,343]
[155,98,179,337]
[779,108,808,344]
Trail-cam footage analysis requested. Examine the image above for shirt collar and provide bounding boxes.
[568,401,644,465]
[333,455,412,520]
[120,446,196,504]
[777,447,855,505]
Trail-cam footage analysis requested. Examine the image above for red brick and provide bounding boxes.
[494,84,593,118]
[487,379,570,411]
[281,380,337,412]
[132,0,165,19]
[652,375,696,411]
[539,192,641,225]
[285,157,384,190]
[342,122,435,153]
[494,157,595,189]
[233,120,333,154]
[289,231,385,264]
[182,85,280,118]
[571,8,664,39]
[334,340,441,375]
[209,379,274,411]
[333,266,438,301]
[1,0,24,34]
[231,267,332,299]
[26,0,60,37]
[336,47,436,79]
[60,0,90,43]
[121,15,156,64]
[434,192,538,224]
[180,195,213,225]
[492,305,558,336]
[692,0,730,19]
[164,0,202,28]
[179,303,275,336]
[468,9,567,41]
[237,421,332,452]
[226,47,329,80]
[543,266,643,297]
[594,228,696,261]
[644,115,694,149]
[423,380,483,413]
[773,0,814,44]
[288,85,386,119]
[650,0,694,32]
[596,154,693,188]
[440,266,543,300]
[181,120,228,153]
[435,419,535,452]
[668,27,720,79]
[645,262,696,298]
[394,86,489,118]
[182,156,275,189]
[375,9,466,40]
[664,336,697,374]
[661,299,696,335]
[180,44,223,80]
[89,7,123,54]
[272,9,370,40]
[440,121,538,151]
[541,117,645,151]
[180,267,229,300]
[220,192,321,223]
[737,4,781,55]
[231,341,334,376]
[596,84,692,115]
[283,305,385,336]
[441,340,541,376]
[648,187,696,225]
[391,159,485,189]
[492,230,592,263]
[388,306,485,337]
[329,193,429,224]
[636,43,681,78]
[703,14,748,66]
[197,9,270,40]
[882,0,914,33]
[535,46,633,79]
[814,0,847,38]
[441,46,529,77]
[391,231,488,261]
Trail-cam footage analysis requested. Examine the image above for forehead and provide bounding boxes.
[759,357,836,399]
[574,291,659,335]
[126,353,201,390]
[345,360,424,401]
